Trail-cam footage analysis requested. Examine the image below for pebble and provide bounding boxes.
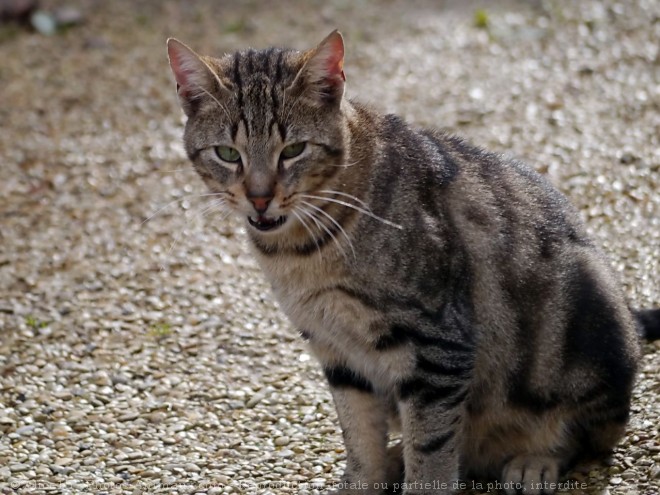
[51,424,72,438]
[650,465,660,480]
[10,463,30,473]
[30,10,57,35]
[35,465,52,475]
[118,412,140,422]
[50,465,74,475]
[274,436,290,446]
[185,463,201,473]
[16,424,36,435]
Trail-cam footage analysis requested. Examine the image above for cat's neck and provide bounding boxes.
[340,99,380,196]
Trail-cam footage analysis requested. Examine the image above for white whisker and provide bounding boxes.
[194,198,229,225]
[156,168,193,174]
[300,200,355,259]
[142,192,229,226]
[297,205,348,261]
[292,208,323,260]
[298,194,403,230]
[196,85,232,121]
[329,161,359,168]
[318,189,371,210]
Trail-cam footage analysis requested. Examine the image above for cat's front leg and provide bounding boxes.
[324,365,390,494]
[397,377,468,495]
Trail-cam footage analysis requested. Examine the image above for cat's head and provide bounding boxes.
[167,31,350,242]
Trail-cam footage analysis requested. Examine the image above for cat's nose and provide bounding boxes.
[247,194,273,215]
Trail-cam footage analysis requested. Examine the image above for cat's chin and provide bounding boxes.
[247,215,287,232]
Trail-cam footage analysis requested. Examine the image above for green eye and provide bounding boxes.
[280,142,306,160]
[215,145,241,163]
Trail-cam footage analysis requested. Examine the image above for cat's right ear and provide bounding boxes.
[167,38,223,116]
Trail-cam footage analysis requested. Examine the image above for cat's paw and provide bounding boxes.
[502,455,559,495]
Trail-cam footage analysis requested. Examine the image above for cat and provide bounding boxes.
[166,31,660,495]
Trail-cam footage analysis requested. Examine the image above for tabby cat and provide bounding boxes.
[166,31,660,495]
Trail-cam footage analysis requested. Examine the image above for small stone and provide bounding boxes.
[650,465,660,480]
[35,465,52,476]
[170,422,188,433]
[51,424,72,438]
[10,463,30,473]
[30,10,57,35]
[215,475,230,485]
[184,463,201,473]
[619,152,638,164]
[274,436,290,446]
[92,371,112,387]
[50,465,74,475]
[246,392,267,408]
[147,411,167,423]
[118,412,139,422]
[53,390,73,401]
[16,424,36,435]
[609,477,622,485]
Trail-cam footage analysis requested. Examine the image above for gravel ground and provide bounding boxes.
[0,0,658,494]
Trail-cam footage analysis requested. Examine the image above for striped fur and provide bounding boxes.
[168,32,656,495]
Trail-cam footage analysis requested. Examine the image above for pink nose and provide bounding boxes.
[248,195,272,214]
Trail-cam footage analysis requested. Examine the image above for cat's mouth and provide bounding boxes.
[247,215,287,232]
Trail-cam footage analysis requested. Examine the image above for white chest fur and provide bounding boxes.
[254,251,414,392]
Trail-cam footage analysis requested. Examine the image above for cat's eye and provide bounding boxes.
[280,142,306,160]
[215,145,241,163]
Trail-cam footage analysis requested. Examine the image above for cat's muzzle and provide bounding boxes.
[248,215,287,232]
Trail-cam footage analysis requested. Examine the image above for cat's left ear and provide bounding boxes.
[291,30,345,106]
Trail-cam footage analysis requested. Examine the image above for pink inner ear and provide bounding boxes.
[168,41,198,95]
[322,34,346,82]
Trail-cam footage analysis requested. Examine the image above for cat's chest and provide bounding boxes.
[257,254,349,324]
[255,252,414,389]
[254,253,374,338]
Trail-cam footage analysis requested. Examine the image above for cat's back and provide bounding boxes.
[363,111,639,355]
[362,112,590,269]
